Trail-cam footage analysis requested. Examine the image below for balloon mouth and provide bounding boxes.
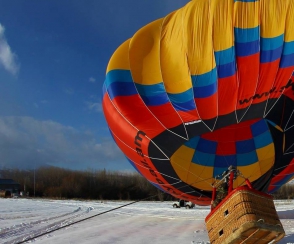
[170,118,275,191]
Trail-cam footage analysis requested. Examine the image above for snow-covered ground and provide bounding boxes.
[1,198,294,244]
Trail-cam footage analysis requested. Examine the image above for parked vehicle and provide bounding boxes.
[172,199,195,209]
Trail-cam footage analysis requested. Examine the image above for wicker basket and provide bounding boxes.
[205,186,285,244]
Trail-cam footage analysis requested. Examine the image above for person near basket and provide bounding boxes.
[211,166,238,208]
[211,180,229,208]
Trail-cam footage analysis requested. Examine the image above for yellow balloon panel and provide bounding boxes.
[129,19,164,85]
[106,39,130,72]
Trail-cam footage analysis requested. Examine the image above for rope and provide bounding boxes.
[16,194,158,244]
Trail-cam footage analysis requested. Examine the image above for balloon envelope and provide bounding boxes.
[103,0,294,205]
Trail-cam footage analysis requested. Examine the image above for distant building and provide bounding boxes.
[0,179,20,194]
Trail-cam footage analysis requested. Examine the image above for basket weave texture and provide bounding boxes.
[205,187,285,244]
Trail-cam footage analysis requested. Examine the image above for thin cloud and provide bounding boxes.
[65,88,74,95]
[89,77,96,83]
[0,116,125,170]
[86,102,102,112]
[0,23,19,75]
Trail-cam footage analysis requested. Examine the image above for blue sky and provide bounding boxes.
[0,0,189,171]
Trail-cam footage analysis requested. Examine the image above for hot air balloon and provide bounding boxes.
[103,0,294,205]
[102,0,294,209]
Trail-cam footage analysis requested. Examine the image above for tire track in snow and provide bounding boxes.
[109,205,210,220]
[1,207,94,244]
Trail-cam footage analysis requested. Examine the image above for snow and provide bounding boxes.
[1,198,294,243]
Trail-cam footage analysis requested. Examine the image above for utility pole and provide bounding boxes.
[34,167,35,197]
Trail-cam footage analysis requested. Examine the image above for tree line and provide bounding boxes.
[0,166,292,200]
[272,183,294,200]
[0,166,174,201]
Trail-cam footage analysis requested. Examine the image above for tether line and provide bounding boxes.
[16,194,158,244]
